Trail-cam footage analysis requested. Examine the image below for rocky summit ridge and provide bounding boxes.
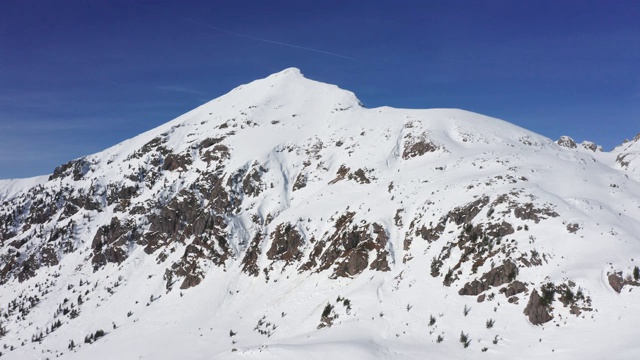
[0,68,639,359]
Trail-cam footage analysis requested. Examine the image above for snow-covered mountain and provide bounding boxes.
[1,68,639,359]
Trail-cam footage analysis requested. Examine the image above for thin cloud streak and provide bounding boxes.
[156,85,209,97]
[121,0,353,60]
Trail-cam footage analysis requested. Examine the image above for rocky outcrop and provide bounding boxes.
[302,213,390,278]
[502,280,527,297]
[266,223,304,265]
[241,233,263,276]
[328,165,350,184]
[49,158,91,181]
[523,290,553,325]
[448,197,489,226]
[91,217,140,270]
[458,260,518,296]
[608,271,640,293]
[292,173,307,191]
[348,168,372,184]
[512,203,559,223]
[402,132,440,160]
[162,152,193,172]
[556,136,577,149]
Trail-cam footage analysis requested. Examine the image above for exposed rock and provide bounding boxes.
[266,223,304,265]
[328,165,350,184]
[523,290,553,325]
[127,136,168,160]
[201,144,230,164]
[458,260,518,296]
[241,233,263,276]
[199,137,225,149]
[581,141,601,152]
[308,212,390,278]
[91,217,139,270]
[402,133,440,159]
[556,136,577,149]
[394,209,403,228]
[416,220,446,242]
[608,272,625,293]
[616,153,630,168]
[485,221,515,238]
[292,173,307,191]
[348,168,372,184]
[502,280,527,297]
[608,271,640,293]
[566,223,580,233]
[447,197,489,226]
[162,152,193,172]
[49,158,91,181]
[241,165,268,197]
[513,203,559,223]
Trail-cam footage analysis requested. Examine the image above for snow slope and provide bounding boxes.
[0,68,639,359]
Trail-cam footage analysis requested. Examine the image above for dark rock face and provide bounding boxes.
[348,168,372,184]
[266,223,304,265]
[91,217,139,271]
[241,233,263,276]
[292,173,307,191]
[608,272,628,293]
[458,260,518,296]
[300,213,390,278]
[199,137,225,149]
[162,152,193,172]
[241,165,268,197]
[581,141,600,152]
[523,290,553,325]
[328,165,350,184]
[485,221,514,238]
[201,144,230,164]
[513,203,559,223]
[616,154,630,168]
[556,136,577,149]
[49,158,91,181]
[607,271,640,293]
[402,134,440,160]
[448,197,489,226]
[416,221,446,243]
[566,223,580,233]
[502,281,527,297]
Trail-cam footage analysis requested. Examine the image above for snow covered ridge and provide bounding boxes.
[0,68,639,359]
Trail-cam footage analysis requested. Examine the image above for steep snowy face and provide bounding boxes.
[612,133,640,181]
[0,68,639,360]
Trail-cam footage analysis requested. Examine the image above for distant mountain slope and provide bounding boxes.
[0,68,639,359]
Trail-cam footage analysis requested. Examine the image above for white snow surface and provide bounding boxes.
[0,68,639,359]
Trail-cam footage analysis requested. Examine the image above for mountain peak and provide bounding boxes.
[267,67,303,78]
[1,70,640,359]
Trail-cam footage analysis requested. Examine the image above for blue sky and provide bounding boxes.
[1,0,638,179]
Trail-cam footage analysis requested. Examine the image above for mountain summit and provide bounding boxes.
[0,69,639,359]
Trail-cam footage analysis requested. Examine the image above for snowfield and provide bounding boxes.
[0,68,639,359]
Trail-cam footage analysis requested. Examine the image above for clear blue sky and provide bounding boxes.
[1,0,638,179]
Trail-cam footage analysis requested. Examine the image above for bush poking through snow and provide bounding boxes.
[460,331,471,348]
[486,318,495,329]
[322,303,333,318]
[540,282,555,307]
